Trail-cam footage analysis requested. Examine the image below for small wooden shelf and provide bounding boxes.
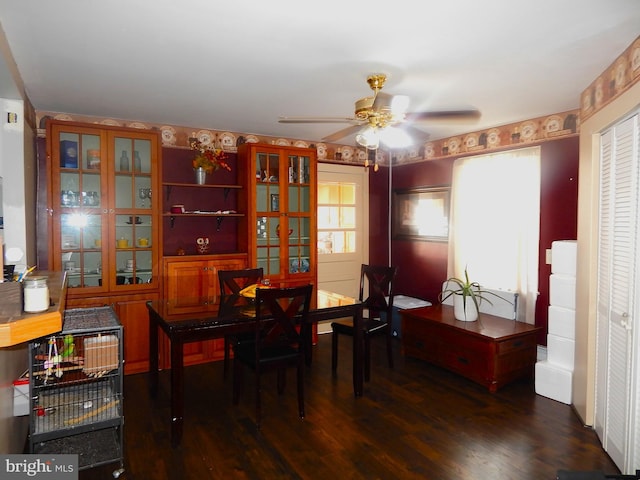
[163,212,244,230]
[163,182,242,189]
[163,182,242,202]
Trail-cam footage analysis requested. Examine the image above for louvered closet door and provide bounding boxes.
[595,113,639,474]
[595,128,612,446]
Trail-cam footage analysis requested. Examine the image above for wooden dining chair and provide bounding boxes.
[331,264,398,382]
[232,284,313,427]
[218,267,264,378]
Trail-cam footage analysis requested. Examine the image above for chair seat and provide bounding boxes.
[235,343,299,368]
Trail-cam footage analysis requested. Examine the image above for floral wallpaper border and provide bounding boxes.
[35,107,580,169]
[580,35,640,123]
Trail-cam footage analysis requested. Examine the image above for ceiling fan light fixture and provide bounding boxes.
[379,126,412,149]
[355,125,379,149]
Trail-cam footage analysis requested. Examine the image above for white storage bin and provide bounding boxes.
[551,240,577,276]
[549,274,576,310]
[548,305,576,340]
[535,360,573,405]
[385,295,432,338]
[547,333,575,370]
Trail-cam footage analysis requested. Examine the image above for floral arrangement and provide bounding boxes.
[190,137,231,173]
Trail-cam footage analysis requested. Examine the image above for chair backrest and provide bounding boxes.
[254,284,314,356]
[218,267,264,295]
[359,264,398,318]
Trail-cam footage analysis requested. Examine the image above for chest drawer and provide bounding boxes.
[496,334,536,355]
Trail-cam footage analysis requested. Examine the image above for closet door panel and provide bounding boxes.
[595,113,640,474]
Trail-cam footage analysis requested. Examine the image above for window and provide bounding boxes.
[448,146,541,323]
[317,182,356,254]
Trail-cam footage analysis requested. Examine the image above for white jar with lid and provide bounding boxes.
[23,276,50,313]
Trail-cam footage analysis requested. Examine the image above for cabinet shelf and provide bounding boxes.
[163,182,242,202]
[163,182,242,189]
[163,212,244,230]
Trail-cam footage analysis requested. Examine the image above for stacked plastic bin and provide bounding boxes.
[535,240,577,404]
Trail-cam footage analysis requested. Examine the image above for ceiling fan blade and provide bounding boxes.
[404,109,481,122]
[278,116,357,124]
[397,124,430,142]
[372,92,409,114]
[322,125,362,143]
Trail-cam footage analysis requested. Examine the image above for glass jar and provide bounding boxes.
[87,149,101,169]
[23,276,50,313]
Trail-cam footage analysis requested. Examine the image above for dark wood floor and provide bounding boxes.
[82,334,619,480]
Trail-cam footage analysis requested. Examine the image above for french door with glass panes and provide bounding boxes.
[48,120,160,294]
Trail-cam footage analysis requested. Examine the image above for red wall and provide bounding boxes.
[369,137,579,342]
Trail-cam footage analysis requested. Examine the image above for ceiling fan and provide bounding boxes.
[279,73,481,150]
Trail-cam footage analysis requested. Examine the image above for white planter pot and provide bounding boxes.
[453,294,479,322]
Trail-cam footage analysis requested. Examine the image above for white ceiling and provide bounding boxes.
[0,0,639,146]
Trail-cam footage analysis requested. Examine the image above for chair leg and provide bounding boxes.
[255,369,262,428]
[386,333,394,369]
[364,335,371,382]
[232,357,242,405]
[297,359,305,419]
[331,331,338,372]
[277,368,286,394]
[223,337,230,379]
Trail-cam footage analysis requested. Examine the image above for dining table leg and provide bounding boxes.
[170,337,185,447]
[353,304,364,397]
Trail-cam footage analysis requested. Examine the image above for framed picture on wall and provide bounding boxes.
[392,186,450,242]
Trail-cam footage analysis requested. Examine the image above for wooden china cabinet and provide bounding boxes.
[237,143,317,288]
[46,120,162,374]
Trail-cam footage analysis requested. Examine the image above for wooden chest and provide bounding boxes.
[400,304,541,392]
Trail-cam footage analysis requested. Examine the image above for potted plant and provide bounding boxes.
[439,268,512,322]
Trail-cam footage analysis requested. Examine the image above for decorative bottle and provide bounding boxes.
[134,151,142,172]
[119,150,130,172]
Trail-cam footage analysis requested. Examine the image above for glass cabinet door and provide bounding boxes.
[255,151,281,276]
[57,131,104,289]
[253,150,313,279]
[287,154,311,275]
[112,135,154,288]
[51,122,159,295]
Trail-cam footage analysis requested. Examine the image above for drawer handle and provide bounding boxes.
[513,341,523,348]
[415,341,425,349]
[457,356,468,364]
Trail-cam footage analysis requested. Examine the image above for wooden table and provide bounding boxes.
[400,304,541,392]
[147,289,363,446]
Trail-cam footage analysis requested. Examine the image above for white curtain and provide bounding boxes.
[447,146,541,324]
